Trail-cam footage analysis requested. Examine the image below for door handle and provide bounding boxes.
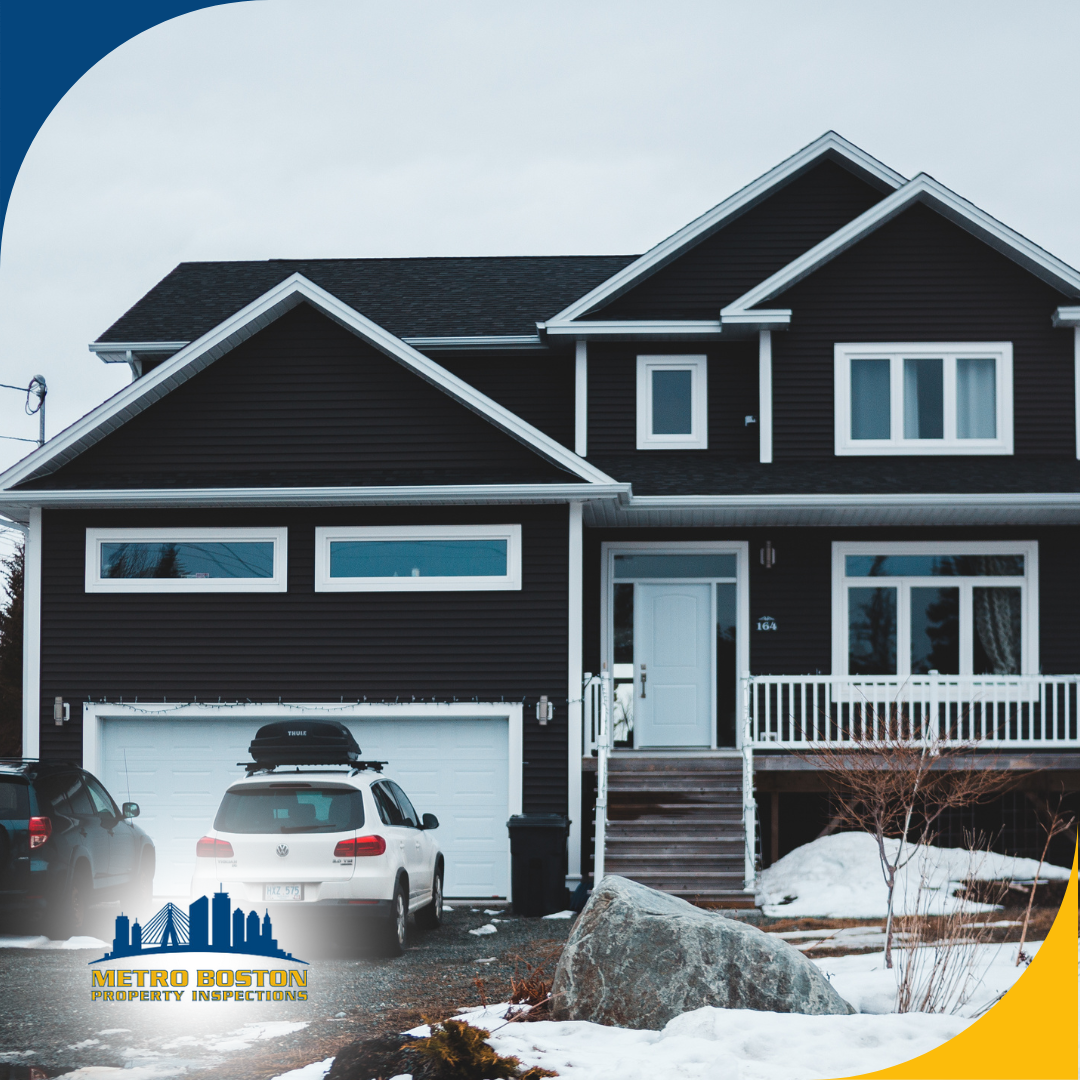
[640,666,647,698]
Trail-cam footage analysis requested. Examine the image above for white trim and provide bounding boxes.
[313,524,521,592]
[758,331,773,464]
[0,483,630,522]
[834,342,1013,456]
[1052,307,1080,328]
[549,132,905,324]
[599,541,750,749]
[566,501,583,883]
[85,527,288,593]
[89,341,189,353]
[545,320,723,339]
[402,335,544,350]
[81,699,524,900]
[0,273,616,492]
[635,355,708,450]
[575,341,588,457]
[724,174,1080,318]
[830,540,1038,677]
[21,508,41,759]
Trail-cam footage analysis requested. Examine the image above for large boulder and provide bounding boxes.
[551,875,855,1028]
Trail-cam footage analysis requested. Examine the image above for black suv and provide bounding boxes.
[0,760,155,937]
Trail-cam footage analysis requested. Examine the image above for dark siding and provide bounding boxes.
[584,525,1080,678]
[38,505,570,813]
[28,304,575,490]
[588,160,888,319]
[586,341,759,459]
[772,203,1075,460]
[439,353,575,448]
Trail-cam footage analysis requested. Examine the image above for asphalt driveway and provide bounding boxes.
[0,901,575,1079]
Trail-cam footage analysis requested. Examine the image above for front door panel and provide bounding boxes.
[634,583,712,747]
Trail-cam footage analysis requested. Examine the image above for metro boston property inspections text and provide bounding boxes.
[90,966,308,1003]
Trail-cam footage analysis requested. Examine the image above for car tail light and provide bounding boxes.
[29,817,51,850]
[196,836,234,858]
[334,834,386,857]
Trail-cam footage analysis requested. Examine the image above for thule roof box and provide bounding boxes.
[243,720,385,773]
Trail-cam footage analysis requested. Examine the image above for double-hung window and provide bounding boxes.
[835,343,1012,455]
[833,542,1037,677]
[636,355,708,449]
[85,528,288,593]
[315,525,522,591]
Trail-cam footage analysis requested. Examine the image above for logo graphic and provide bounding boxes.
[91,887,304,963]
[276,844,289,858]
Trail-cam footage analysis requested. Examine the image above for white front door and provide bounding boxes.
[634,583,712,747]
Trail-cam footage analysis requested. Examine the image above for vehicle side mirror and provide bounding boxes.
[421,813,439,830]
[123,802,140,819]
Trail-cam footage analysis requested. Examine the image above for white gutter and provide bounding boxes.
[0,483,631,522]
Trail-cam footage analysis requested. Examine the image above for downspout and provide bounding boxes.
[742,670,757,891]
[593,667,613,883]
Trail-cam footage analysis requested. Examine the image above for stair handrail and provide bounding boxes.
[741,670,756,892]
[593,668,613,884]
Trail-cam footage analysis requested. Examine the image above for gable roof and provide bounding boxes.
[722,173,1080,318]
[0,274,617,491]
[94,255,637,348]
[543,132,907,328]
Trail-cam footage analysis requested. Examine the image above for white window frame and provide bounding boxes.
[834,342,1013,455]
[315,524,522,592]
[636,355,708,450]
[85,527,288,593]
[831,540,1038,677]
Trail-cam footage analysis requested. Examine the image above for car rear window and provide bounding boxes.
[0,779,29,819]
[214,786,364,834]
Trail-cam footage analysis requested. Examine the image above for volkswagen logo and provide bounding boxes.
[276,844,289,858]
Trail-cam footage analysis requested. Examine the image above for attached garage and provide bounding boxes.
[85,703,522,899]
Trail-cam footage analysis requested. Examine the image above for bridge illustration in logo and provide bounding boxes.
[94,888,304,963]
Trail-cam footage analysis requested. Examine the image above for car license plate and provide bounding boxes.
[264,883,302,902]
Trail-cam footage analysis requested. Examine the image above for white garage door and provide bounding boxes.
[99,716,510,899]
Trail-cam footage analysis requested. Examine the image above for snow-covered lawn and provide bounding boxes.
[756,832,1070,918]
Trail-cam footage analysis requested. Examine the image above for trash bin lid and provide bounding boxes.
[506,813,570,829]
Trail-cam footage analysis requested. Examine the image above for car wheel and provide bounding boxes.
[376,881,408,957]
[49,862,91,940]
[415,864,443,930]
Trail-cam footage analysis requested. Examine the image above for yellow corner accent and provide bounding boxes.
[841,836,1078,1080]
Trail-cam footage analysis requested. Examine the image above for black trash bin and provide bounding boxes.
[506,813,571,916]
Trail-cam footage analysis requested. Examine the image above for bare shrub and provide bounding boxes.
[794,700,1013,968]
[1016,793,1076,965]
[894,834,1008,1014]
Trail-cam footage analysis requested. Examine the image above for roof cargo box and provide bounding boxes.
[248,720,361,767]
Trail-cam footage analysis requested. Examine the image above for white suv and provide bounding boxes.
[192,766,443,955]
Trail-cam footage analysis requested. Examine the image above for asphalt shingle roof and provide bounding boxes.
[98,256,638,344]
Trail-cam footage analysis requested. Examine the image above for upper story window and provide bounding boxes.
[315,524,522,592]
[636,355,708,450]
[834,343,1012,455]
[85,528,288,593]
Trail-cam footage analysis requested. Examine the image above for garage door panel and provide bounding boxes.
[101,716,510,899]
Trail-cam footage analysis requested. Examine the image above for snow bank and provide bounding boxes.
[756,832,1070,917]
[427,1003,968,1080]
[813,939,1042,1015]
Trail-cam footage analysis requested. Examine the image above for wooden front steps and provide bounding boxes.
[601,754,755,908]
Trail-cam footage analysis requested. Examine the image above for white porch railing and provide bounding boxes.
[582,673,613,882]
[744,674,1080,749]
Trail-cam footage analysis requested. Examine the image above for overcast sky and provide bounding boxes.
[0,0,1078,532]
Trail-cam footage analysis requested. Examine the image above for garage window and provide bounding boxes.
[315,525,521,591]
[86,528,288,593]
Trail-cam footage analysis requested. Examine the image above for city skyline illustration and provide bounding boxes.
[94,888,304,963]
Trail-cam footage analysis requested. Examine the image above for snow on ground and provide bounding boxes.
[406,1003,969,1080]
[0,935,109,950]
[812,939,1042,1015]
[756,832,1071,917]
[268,1058,335,1080]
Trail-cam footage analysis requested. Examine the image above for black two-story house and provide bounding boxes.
[2,133,1077,901]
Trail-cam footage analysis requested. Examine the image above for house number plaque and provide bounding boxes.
[756,615,778,631]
